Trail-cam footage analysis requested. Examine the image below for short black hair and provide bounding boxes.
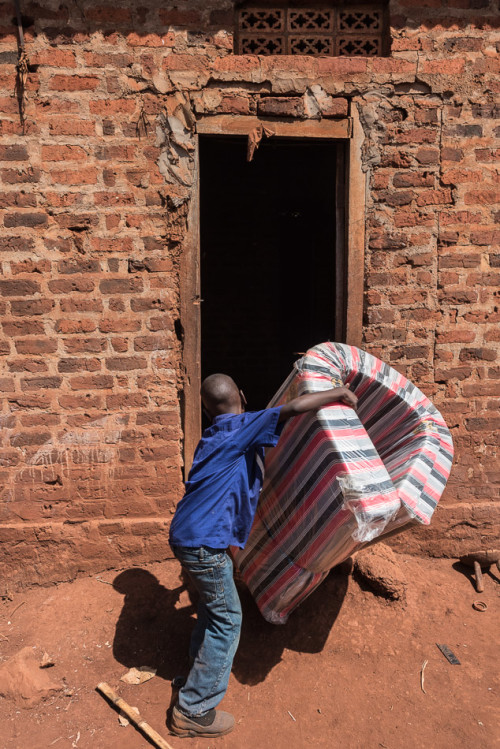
[201,373,239,411]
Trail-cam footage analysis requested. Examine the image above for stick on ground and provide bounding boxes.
[96,682,175,749]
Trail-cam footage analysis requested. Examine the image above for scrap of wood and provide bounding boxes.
[9,600,26,618]
[96,682,174,749]
[247,123,275,161]
[420,659,428,694]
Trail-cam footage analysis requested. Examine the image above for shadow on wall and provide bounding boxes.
[112,562,350,686]
[11,1,500,44]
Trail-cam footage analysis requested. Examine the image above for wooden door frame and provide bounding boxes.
[180,111,366,473]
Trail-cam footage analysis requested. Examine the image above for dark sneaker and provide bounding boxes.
[171,675,187,689]
[170,705,235,738]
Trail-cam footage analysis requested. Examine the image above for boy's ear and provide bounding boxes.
[203,407,213,423]
[239,389,247,407]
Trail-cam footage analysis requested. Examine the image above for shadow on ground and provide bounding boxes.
[451,560,500,593]
[112,562,350,686]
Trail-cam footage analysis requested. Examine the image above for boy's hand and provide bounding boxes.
[335,385,358,409]
[278,384,358,421]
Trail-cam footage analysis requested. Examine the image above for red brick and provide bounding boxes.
[388,290,429,305]
[0,280,41,297]
[10,431,51,446]
[85,7,131,23]
[438,289,478,304]
[219,95,251,116]
[70,374,114,390]
[0,237,35,253]
[0,192,37,209]
[58,358,101,373]
[460,348,497,362]
[1,167,41,184]
[316,57,368,75]
[20,376,62,390]
[475,148,500,163]
[0,377,15,392]
[100,278,143,294]
[49,119,95,136]
[2,320,45,336]
[8,393,53,409]
[50,168,98,185]
[8,359,48,373]
[0,144,29,160]
[99,318,141,333]
[94,192,135,207]
[421,59,465,75]
[415,107,439,124]
[442,147,463,161]
[10,260,50,275]
[48,278,95,294]
[19,413,60,427]
[59,394,103,410]
[84,52,133,67]
[54,214,99,233]
[392,171,435,188]
[90,237,134,253]
[470,230,500,245]
[57,259,100,274]
[55,319,97,334]
[10,299,53,316]
[134,335,171,351]
[48,75,100,91]
[106,393,149,409]
[466,417,500,432]
[441,169,482,185]
[436,330,476,343]
[415,148,439,165]
[465,190,500,206]
[163,54,209,72]
[110,337,129,353]
[4,212,48,228]
[106,357,148,371]
[463,382,500,397]
[394,128,437,145]
[370,59,416,74]
[89,99,137,115]
[435,366,472,382]
[31,49,76,67]
[42,146,88,161]
[127,32,176,47]
[258,97,305,118]
[62,338,107,354]
[417,189,453,206]
[15,338,58,355]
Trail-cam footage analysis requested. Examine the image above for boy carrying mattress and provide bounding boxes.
[169,373,357,738]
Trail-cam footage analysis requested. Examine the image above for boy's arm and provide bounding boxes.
[278,386,357,423]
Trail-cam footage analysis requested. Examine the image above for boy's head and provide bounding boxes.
[201,374,246,418]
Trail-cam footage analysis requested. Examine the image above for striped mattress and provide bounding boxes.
[232,342,454,623]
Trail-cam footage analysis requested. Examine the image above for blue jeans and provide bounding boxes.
[172,546,242,717]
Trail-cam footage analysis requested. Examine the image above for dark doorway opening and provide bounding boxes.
[199,134,346,412]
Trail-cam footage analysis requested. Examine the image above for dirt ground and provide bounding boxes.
[0,551,498,749]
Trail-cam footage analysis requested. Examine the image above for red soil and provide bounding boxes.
[0,552,498,749]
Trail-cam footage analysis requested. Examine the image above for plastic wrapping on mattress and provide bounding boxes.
[232,342,454,624]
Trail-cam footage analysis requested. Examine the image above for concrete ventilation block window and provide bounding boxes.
[235,2,390,56]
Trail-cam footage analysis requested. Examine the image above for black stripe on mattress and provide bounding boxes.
[268,420,379,490]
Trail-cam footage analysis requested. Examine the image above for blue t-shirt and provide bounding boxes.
[169,407,283,549]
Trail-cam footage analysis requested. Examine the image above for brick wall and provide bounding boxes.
[0,0,498,586]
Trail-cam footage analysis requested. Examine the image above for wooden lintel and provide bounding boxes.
[196,115,352,139]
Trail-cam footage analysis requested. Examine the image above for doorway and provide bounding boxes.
[199,134,347,411]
